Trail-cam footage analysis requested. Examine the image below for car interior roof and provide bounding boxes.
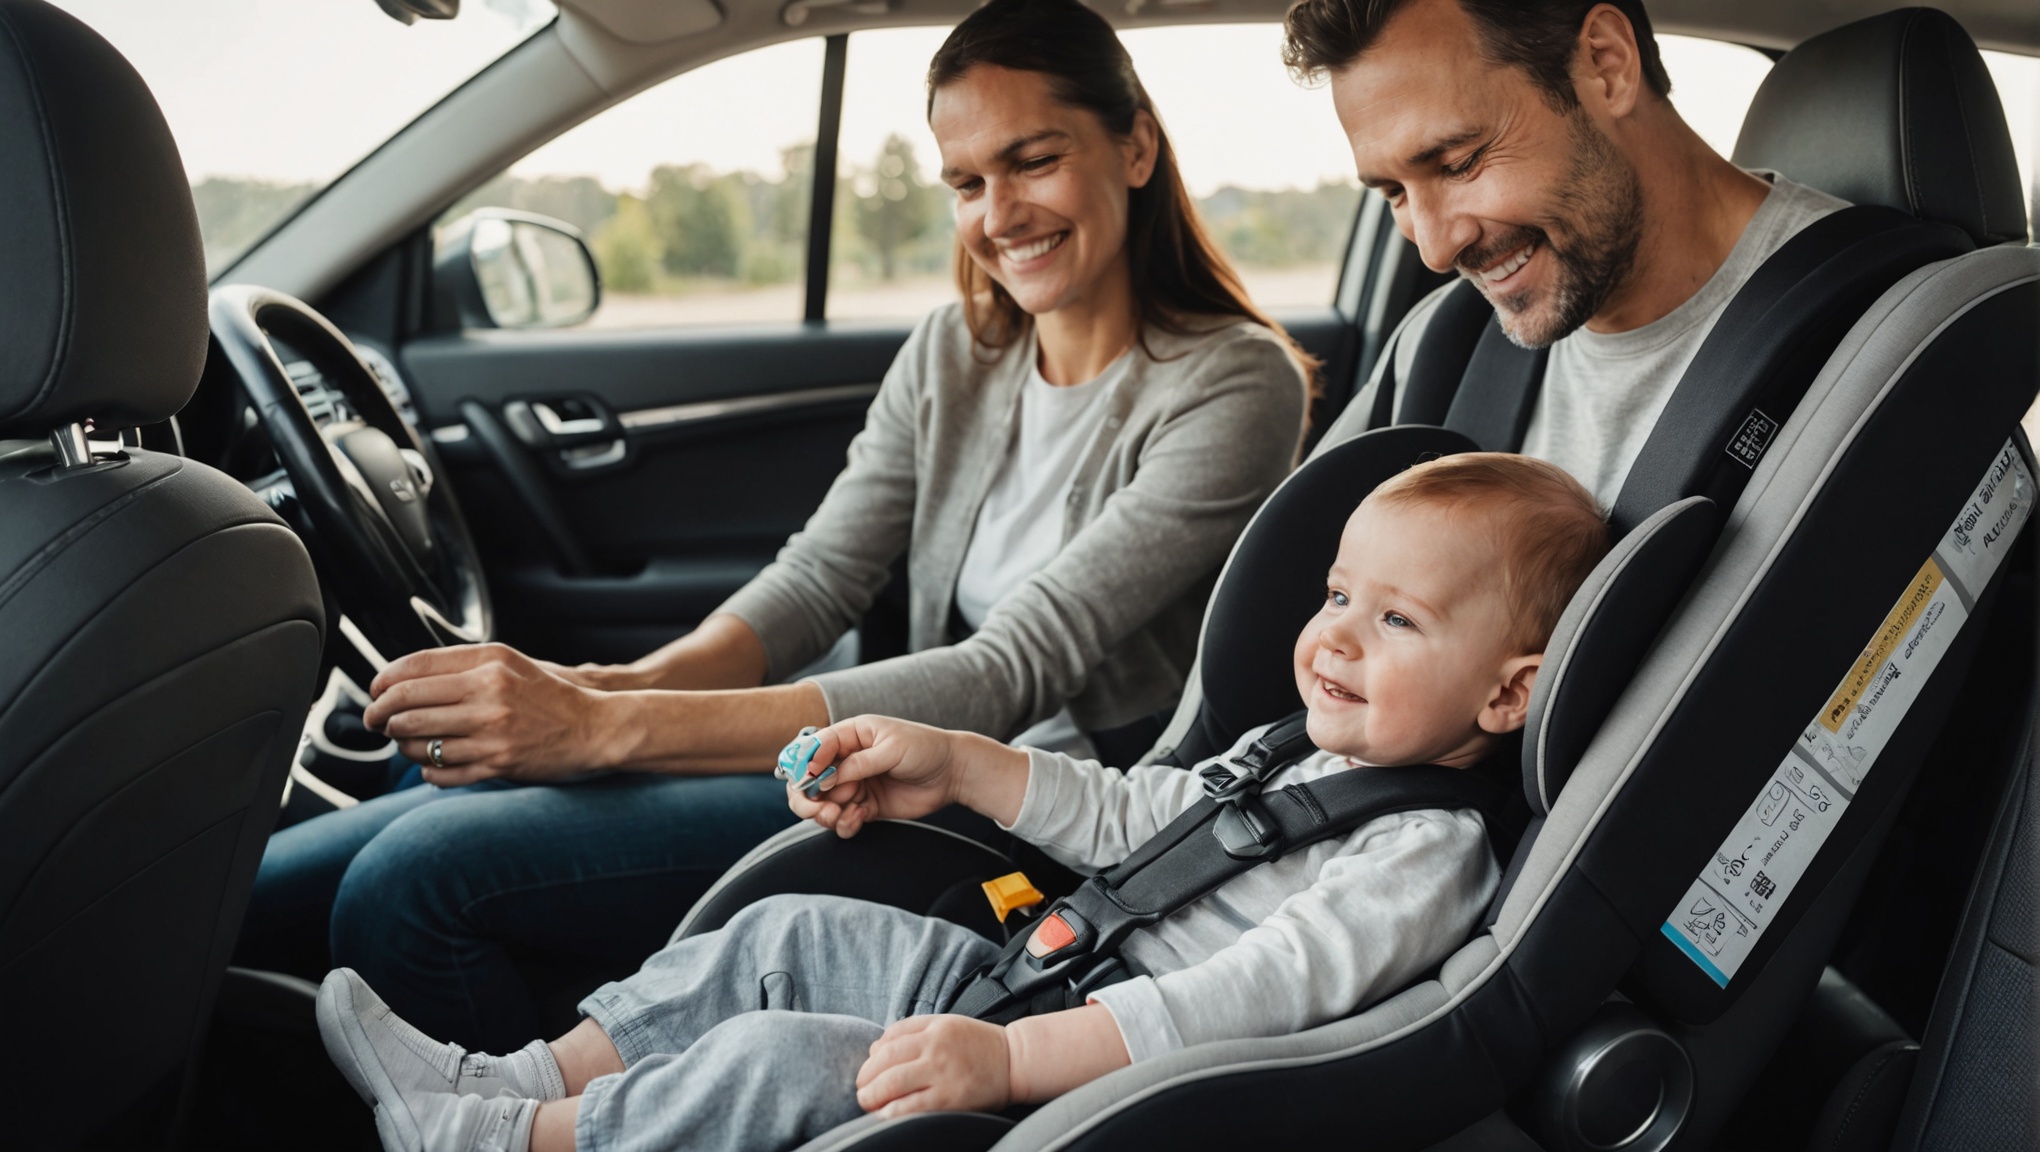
[553,0,2040,55]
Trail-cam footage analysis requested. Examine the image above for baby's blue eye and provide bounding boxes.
[1384,611,1413,628]
[1328,590,1349,608]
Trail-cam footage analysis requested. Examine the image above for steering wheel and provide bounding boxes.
[209,285,491,672]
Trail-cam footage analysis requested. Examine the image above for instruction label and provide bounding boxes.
[1661,441,2033,987]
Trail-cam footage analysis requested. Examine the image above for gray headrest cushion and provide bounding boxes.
[1524,497,1721,814]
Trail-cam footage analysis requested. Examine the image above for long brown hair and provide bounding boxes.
[927,0,1317,383]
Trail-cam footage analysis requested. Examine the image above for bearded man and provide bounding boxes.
[1293,0,1845,502]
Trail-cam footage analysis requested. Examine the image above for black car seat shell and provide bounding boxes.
[0,1,326,1146]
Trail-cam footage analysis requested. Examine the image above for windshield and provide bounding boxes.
[45,0,557,275]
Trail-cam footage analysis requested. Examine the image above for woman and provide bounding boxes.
[239,0,1311,1054]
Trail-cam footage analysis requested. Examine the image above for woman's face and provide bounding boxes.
[930,64,1158,319]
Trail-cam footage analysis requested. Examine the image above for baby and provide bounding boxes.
[316,452,1609,1152]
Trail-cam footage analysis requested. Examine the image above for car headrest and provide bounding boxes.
[0,0,207,439]
[1732,7,2028,248]
[1523,497,1720,815]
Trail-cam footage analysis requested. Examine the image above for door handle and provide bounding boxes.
[532,401,609,438]
[501,395,632,476]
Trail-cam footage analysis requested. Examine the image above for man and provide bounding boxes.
[1292,0,1846,502]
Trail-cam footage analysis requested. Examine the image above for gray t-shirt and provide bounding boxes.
[1349,173,1847,505]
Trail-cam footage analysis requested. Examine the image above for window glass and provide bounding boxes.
[46,0,556,276]
[1121,25,1362,312]
[826,24,1364,320]
[1655,35,1774,158]
[827,28,961,322]
[1980,51,2038,237]
[443,38,824,329]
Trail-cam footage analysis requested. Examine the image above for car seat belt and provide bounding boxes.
[1380,204,1959,467]
[1389,280,1494,429]
[948,712,1510,1024]
[1372,277,1548,451]
[1443,323,1551,452]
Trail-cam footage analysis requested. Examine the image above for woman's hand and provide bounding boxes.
[854,1015,1010,1117]
[363,643,618,785]
[533,658,643,693]
[785,716,964,837]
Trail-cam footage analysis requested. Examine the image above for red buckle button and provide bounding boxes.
[1026,912,1078,959]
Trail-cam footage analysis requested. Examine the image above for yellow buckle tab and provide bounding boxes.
[981,871,1045,923]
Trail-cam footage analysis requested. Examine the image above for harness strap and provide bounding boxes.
[1394,280,1497,428]
[1444,322,1551,452]
[952,713,1507,1023]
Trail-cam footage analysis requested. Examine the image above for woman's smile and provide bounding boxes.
[997,230,1068,271]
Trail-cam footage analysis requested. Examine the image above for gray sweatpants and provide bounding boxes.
[574,894,1002,1152]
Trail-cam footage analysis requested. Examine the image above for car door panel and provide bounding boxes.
[400,323,910,662]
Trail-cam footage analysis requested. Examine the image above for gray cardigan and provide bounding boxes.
[716,302,1308,739]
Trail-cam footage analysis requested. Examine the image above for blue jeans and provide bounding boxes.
[575,894,1000,1152]
[236,772,798,1053]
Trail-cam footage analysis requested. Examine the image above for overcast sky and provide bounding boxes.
[42,1,2040,203]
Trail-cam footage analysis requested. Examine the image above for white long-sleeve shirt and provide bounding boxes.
[1004,728,1499,1062]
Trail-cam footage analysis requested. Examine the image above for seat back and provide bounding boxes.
[0,2,325,1145]
[1889,698,2040,1151]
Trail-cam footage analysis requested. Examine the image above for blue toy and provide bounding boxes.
[775,726,835,799]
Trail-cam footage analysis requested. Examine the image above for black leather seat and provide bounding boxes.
[0,2,326,1147]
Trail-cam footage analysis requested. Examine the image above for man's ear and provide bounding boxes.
[1478,653,1542,735]
[1124,108,1160,190]
[1575,3,1643,119]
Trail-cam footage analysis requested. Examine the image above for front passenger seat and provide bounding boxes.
[0,1,326,1147]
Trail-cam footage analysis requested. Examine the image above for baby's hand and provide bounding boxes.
[782,715,963,838]
[854,1015,1010,1117]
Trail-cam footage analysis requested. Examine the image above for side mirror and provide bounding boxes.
[434,209,601,330]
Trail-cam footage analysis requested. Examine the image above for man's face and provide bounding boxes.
[1332,0,1643,348]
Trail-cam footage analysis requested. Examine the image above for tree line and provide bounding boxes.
[192,136,1360,293]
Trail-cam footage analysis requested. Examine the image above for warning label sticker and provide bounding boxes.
[1661,441,2033,987]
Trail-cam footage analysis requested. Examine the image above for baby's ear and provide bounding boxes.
[1479,653,1543,735]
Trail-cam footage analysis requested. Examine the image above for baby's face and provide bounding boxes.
[1292,498,1533,767]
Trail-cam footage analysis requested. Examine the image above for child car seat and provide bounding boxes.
[670,10,2036,1151]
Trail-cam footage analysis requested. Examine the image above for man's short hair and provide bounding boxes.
[1282,0,1672,109]
[1368,453,1610,652]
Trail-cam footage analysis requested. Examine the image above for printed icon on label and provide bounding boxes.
[1758,782,1790,826]
[1815,737,1870,789]
[1717,841,1754,880]
[1685,897,1731,955]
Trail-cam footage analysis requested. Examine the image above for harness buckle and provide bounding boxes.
[1024,906,1093,962]
[1213,793,1285,860]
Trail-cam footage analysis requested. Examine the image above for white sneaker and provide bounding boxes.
[377,1091,539,1152]
[318,968,560,1111]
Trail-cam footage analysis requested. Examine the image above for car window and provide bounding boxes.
[823,24,1364,321]
[1120,24,1364,312]
[46,0,557,276]
[825,28,960,323]
[1980,51,2038,235]
[443,38,825,330]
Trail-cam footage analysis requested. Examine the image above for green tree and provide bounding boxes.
[646,164,742,279]
[590,193,660,293]
[853,135,937,280]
